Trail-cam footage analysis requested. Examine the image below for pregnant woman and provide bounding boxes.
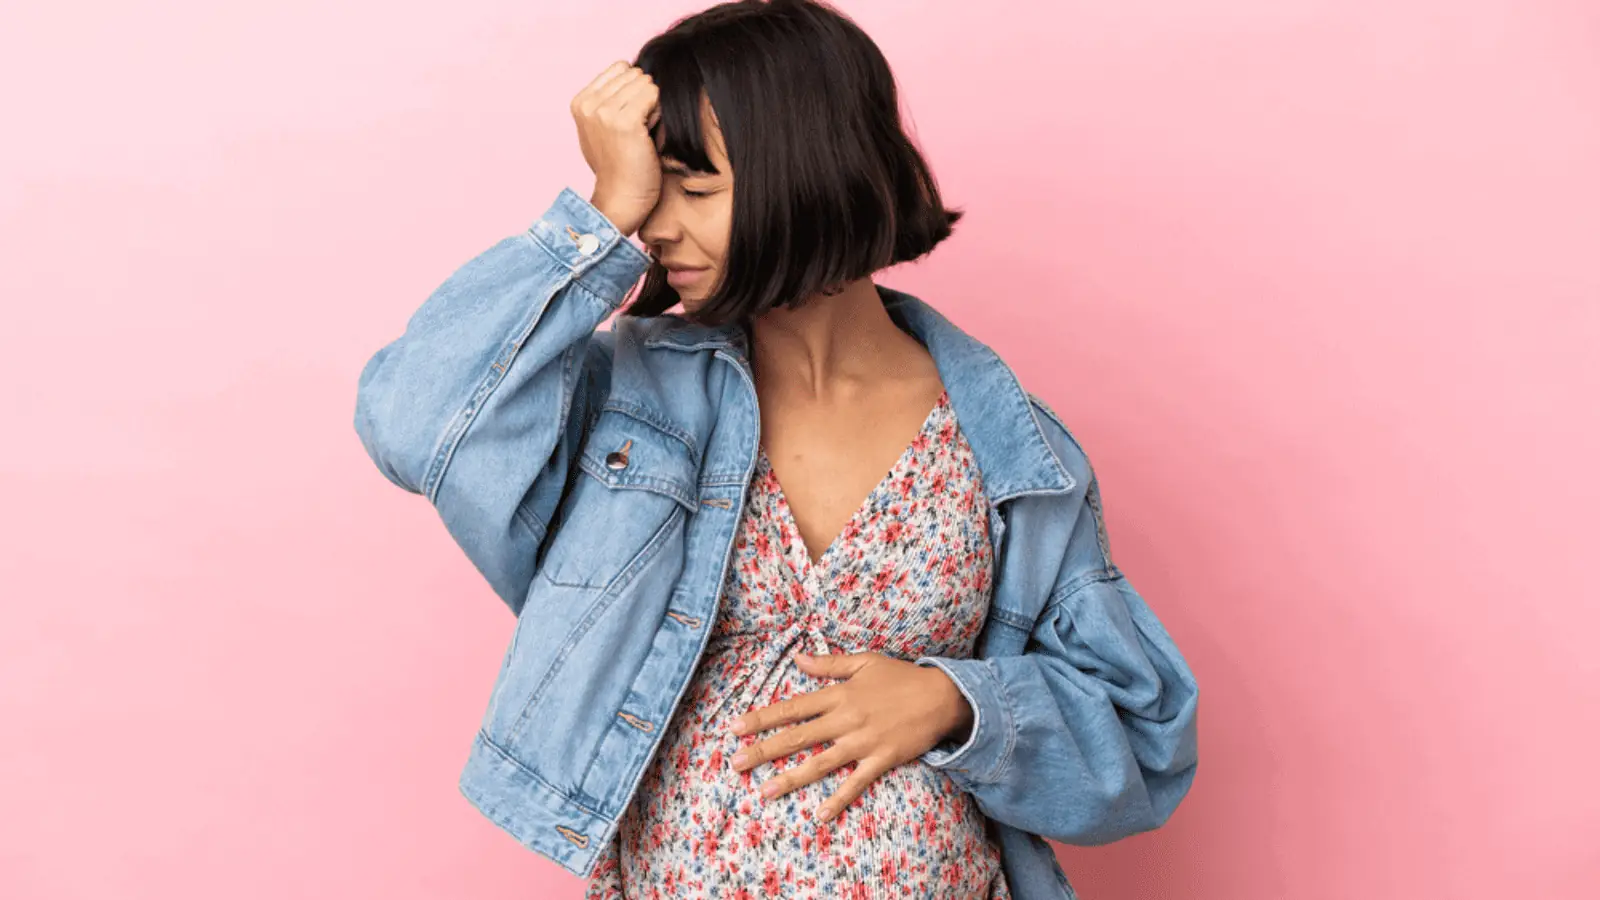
[354,2,1199,898]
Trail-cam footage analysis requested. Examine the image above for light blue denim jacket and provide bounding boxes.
[353,188,1199,899]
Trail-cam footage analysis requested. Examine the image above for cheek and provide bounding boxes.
[696,201,732,267]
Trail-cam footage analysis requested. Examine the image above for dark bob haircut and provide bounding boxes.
[621,0,962,326]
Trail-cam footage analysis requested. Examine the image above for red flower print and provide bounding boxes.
[814,820,833,856]
[872,566,897,593]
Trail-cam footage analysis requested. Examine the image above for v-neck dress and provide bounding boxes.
[584,388,1011,899]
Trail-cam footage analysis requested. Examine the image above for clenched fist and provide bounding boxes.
[572,61,663,237]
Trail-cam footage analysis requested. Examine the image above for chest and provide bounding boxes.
[754,378,950,566]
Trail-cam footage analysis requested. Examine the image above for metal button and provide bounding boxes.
[576,233,600,255]
[605,439,632,470]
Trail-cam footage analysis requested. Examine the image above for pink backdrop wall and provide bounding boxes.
[3,1,1596,897]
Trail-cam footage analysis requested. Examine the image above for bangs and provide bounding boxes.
[638,40,719,175]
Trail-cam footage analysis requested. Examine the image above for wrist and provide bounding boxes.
[588,191,643,238]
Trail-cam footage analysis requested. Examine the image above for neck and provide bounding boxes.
[746,277,919,401]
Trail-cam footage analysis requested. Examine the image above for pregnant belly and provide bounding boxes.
[619,647,1006,895]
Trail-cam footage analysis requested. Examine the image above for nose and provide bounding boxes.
[638,195,681,248]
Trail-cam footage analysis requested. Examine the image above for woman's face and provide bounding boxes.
[640,94,733,313]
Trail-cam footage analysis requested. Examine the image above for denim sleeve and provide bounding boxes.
[353,187,650,614]
[912,481,1200,845]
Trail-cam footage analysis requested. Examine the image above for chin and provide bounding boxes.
[676,291,710,313]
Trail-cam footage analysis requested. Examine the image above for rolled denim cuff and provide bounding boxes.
[527,187,650,307]
[913,656,1014,785]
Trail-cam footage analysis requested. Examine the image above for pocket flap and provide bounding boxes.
[578,409,699,511]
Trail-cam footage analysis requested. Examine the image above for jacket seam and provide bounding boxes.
[598,399,700,461]
[567,274,630,315]
[1027,393,1084,458]
[1045,569,1125,614]
[505,506,686,741]
[574,454,699,511]
[987,605,1035,632]
[985,663,1020,785]
[521,226,631,316]
[474,728,606,819]
[511,503,547,548]
[421,269,571,502]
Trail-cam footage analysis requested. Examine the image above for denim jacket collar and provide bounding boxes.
[639,285,1075,503]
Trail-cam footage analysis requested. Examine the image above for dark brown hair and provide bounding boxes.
[621,0,962,325]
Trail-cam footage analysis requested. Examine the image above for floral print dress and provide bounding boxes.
[585,388,1010,899]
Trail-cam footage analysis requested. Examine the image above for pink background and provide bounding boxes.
[3,1,1596,897]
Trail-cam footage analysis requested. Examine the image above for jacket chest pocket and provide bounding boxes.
[536,407,700,590]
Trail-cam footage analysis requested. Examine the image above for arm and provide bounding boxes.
[353,187,649,614]
[913,475,1200,845]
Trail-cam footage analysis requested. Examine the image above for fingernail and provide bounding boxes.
[761,782,779,798]
[817,804,833,820]
[730,751,748,767]
[728,717,746,734]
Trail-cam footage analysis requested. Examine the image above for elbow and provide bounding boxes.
[353,349,426,494]
[1046,763,1197,846]
[1051,705,1200,846]
[1124,687,1201,838]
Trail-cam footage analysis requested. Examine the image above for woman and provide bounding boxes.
[354,2,1199,898]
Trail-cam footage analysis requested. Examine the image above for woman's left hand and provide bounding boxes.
[727,650,974,821]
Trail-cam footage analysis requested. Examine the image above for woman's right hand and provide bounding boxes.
[572,61,662,237]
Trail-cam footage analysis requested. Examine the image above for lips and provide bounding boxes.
[663,265,709,288]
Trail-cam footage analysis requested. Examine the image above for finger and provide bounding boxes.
[594,67,646,106]
[757,743,853,801]
[816,757,892,822]
[795,651,873,679]
[731,686,833,736]
[574,67,641,117]
[616,77,657,116]
[580,60,632,96]
[732,716,842,772]
[608,78,658,126]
